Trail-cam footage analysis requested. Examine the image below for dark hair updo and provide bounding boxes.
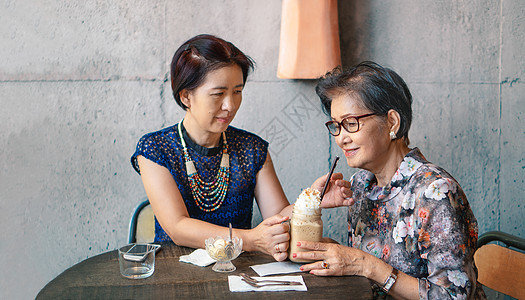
[316,61,413,143]
[170,34,255,110]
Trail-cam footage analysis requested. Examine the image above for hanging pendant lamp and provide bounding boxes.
[277,0,342,79]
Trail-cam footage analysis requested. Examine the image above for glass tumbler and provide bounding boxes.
[118,244,159,279]
[288,206,323,263]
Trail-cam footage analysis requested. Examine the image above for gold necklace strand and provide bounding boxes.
[178,121,230,212]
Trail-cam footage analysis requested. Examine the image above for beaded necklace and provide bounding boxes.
[178,120,230,212]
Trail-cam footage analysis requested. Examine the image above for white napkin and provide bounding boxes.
[250,261,302,276]
[179,248,215,267]
[228,275,307,292]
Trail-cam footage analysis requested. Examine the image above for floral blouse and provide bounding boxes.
[348,148,486,299]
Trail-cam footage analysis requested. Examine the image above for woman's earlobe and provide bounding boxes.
[180,90,191,108]
[387,109,401,135]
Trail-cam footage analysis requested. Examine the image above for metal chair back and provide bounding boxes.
[128,199,155,243]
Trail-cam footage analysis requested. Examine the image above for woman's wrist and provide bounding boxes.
[239,228,267,253]
[233,229,253,251]
[236,228,255,252]
[362,254,393,284]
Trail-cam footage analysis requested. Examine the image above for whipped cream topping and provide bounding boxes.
[294,188,321,213]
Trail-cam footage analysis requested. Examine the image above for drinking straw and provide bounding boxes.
[320,156,339,202]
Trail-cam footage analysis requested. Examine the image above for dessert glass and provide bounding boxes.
[205,236,243,272]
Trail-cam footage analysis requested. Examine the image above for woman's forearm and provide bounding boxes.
[163,216,263,251]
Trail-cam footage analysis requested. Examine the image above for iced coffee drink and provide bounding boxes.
[289,188,323,263]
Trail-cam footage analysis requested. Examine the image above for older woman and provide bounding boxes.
[294,62,486,299]
[131,34,291,261]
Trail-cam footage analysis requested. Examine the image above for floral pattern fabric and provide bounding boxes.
[348,148,486,299]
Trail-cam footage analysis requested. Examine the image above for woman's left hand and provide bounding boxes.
[292,240,369,276]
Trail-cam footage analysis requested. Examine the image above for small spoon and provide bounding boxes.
[224,222,234,258]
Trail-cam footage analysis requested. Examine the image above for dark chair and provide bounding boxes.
[474,231,525,299]
[128,199,155,244]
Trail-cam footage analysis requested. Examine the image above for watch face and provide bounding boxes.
[386,277,395,286]
[383,275,396,292]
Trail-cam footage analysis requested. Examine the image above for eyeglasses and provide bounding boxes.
[325,113,376,136]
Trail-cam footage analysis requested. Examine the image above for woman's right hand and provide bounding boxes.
[311,172,354,208]
[248,214,290,261]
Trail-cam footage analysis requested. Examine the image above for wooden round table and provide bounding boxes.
[37,243,374,299]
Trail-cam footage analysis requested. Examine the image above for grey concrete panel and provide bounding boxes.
[500,83,525,237]
[339,0,500,83]
[501,1,525,80]
[499,0,525,238]
[0,0,165,80]
[446,84,500,235]
[0,80,162,299]
[410,82,500,234]
[164,0,282,82]
[409,82,455,164]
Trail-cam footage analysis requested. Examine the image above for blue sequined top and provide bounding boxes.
[131,123,268,243]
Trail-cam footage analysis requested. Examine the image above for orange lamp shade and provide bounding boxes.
[277,0,342,79]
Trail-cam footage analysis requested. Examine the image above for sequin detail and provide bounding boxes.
[131,124,269,243]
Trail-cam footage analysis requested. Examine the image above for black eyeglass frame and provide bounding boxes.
[325,113,377,136]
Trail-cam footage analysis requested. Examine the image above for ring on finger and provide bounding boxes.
[275,243,281,253]
[321,260,329,269]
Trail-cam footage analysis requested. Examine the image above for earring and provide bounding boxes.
[389,131,397,140]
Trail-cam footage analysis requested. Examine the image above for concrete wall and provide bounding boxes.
[1,1,523,299]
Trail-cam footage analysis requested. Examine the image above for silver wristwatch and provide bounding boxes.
[382,267,399,293]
